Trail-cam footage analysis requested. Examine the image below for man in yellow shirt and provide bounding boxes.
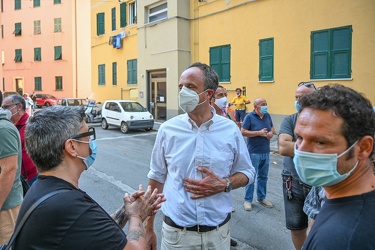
[229,88,251,128]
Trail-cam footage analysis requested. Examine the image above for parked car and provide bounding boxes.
[56,98,87,107]
[85,101,102,123]
[101,100,154,133]
[35,94,57,108]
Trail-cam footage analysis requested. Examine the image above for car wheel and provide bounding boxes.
[45,102,50,107]
[101,119,108,129]
[120,122,129,134]
[145,128,152,131]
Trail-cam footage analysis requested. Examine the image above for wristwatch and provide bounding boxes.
[224,178,232,192]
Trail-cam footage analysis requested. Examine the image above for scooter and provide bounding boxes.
[85,101,102,123]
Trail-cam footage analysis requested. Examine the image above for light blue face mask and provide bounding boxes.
[260,106,268,114]
[293,141,359,187]
[75,139,97,169]
[294,101,301,112]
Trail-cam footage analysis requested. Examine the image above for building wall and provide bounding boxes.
[137,0,190,118]
[91,0,138,104]
[0,0,91,98]
[191,0,375,130]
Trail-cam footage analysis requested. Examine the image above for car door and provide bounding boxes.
[106,102,121,126]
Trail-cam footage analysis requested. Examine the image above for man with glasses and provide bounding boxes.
[295,84,375,249]
[278,82,316,249]
[0,103,23,245]
[13,106,165,249]
[2,95,38,186]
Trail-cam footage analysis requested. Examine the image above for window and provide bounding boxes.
[129,2,137,25]
[210,45,230,82]
[259,38,274,81]
[54,18,61,32]
[54,0,61,4]
[55,76,63,90]
[15,0,21,10]
[34,47,41,61]
[33,0,40,7]
[127,59,137,84]
[120,3,126,27]
[311,26,352,79]
[13,23,21,36]
[112,62,117,86]
[54,46,62,60]
[97,13,105,36]
[34,20,41,34]
[98,64,105,86]
[14,49,22,62]
[148,2,167,23]
[34,77,42,90]
[111,8,116,31]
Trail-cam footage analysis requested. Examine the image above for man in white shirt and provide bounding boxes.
[145,62,255,250]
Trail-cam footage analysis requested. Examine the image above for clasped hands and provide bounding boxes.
[183,167,226,199]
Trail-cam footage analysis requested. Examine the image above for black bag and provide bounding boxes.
[20,175,30,197]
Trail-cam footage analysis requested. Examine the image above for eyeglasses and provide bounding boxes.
[298,82,317,90]
[70,127,96,141]
[1,103,19,109]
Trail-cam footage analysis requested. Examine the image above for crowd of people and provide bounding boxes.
[1,62,374,249]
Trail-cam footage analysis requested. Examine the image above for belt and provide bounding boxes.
[163,213,231,233]
[236,108,245,110]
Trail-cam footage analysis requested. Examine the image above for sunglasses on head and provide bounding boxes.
[298,82,317,90]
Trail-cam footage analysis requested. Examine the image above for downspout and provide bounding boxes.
[74,0,78,97]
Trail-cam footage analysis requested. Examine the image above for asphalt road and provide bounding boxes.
[78,122,294,250]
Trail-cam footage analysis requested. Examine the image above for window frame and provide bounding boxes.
[55,76,63,90]
[148,2,167,23]
[97,13,105,36]
[127,59,137,85]
[54,46,62,60]
[14,49,22,62]
[13,22,21,36]
[15,0,21,10]
[112,62,117,86]
[129,1,137,25]
[54,18,61,32]
[54,0,61,4]
[34,47,41,61]
[98,64,106,86]
[259,38,274,82]
[33,0,40,7]
[34,77,42,91]
[111,7,116,31]
[209,45,231,82]
[34,20,41,34]
[310,26,352,79]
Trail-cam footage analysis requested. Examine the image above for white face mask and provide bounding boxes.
[214,97,228,109]
[179,86,208,113]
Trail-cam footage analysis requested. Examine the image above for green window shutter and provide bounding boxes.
[120,3,127,28]
[54,0,61,4]
[34,47,41,61]
[55,76,62,90]
[97,13,105,36]
[14,49,22,62]
[111,8,116,31]
[210,45,231,82]
[311,30,329,79]
[331,26,351,78]
[54,46,62,60]
[54,18,61,32]
[33,0,40,7]
[127,60,132,84]
[98,64,105,86]
[15,0,21,10]
[112,62,117,86]
[35,77,42,90]
[259,38,274,81]
[14,23,21,36]
[132,60,137,84]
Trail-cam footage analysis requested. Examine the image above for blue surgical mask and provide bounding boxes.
[294,101,301,112]
[293,141,359,186]
[76,139,97,169]
[260,106,268,114]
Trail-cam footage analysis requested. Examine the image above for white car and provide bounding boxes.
[101,100,154,133]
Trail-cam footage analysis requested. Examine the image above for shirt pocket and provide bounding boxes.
[208,151,234,178]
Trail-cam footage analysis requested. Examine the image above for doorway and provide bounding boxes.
[149,70,166,122]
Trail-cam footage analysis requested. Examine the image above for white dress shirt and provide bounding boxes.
[148,107,255,227]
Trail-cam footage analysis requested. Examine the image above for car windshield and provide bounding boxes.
[45,94,56,98]
[120,102,145,112]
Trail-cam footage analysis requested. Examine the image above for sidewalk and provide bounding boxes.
[153,122,279,153]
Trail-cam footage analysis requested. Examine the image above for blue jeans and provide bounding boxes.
[245,153,270,202]
[235,109,246,122]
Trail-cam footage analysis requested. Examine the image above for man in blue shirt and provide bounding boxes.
[241,98,275,211]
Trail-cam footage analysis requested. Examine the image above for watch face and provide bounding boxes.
[225,179,232,192]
